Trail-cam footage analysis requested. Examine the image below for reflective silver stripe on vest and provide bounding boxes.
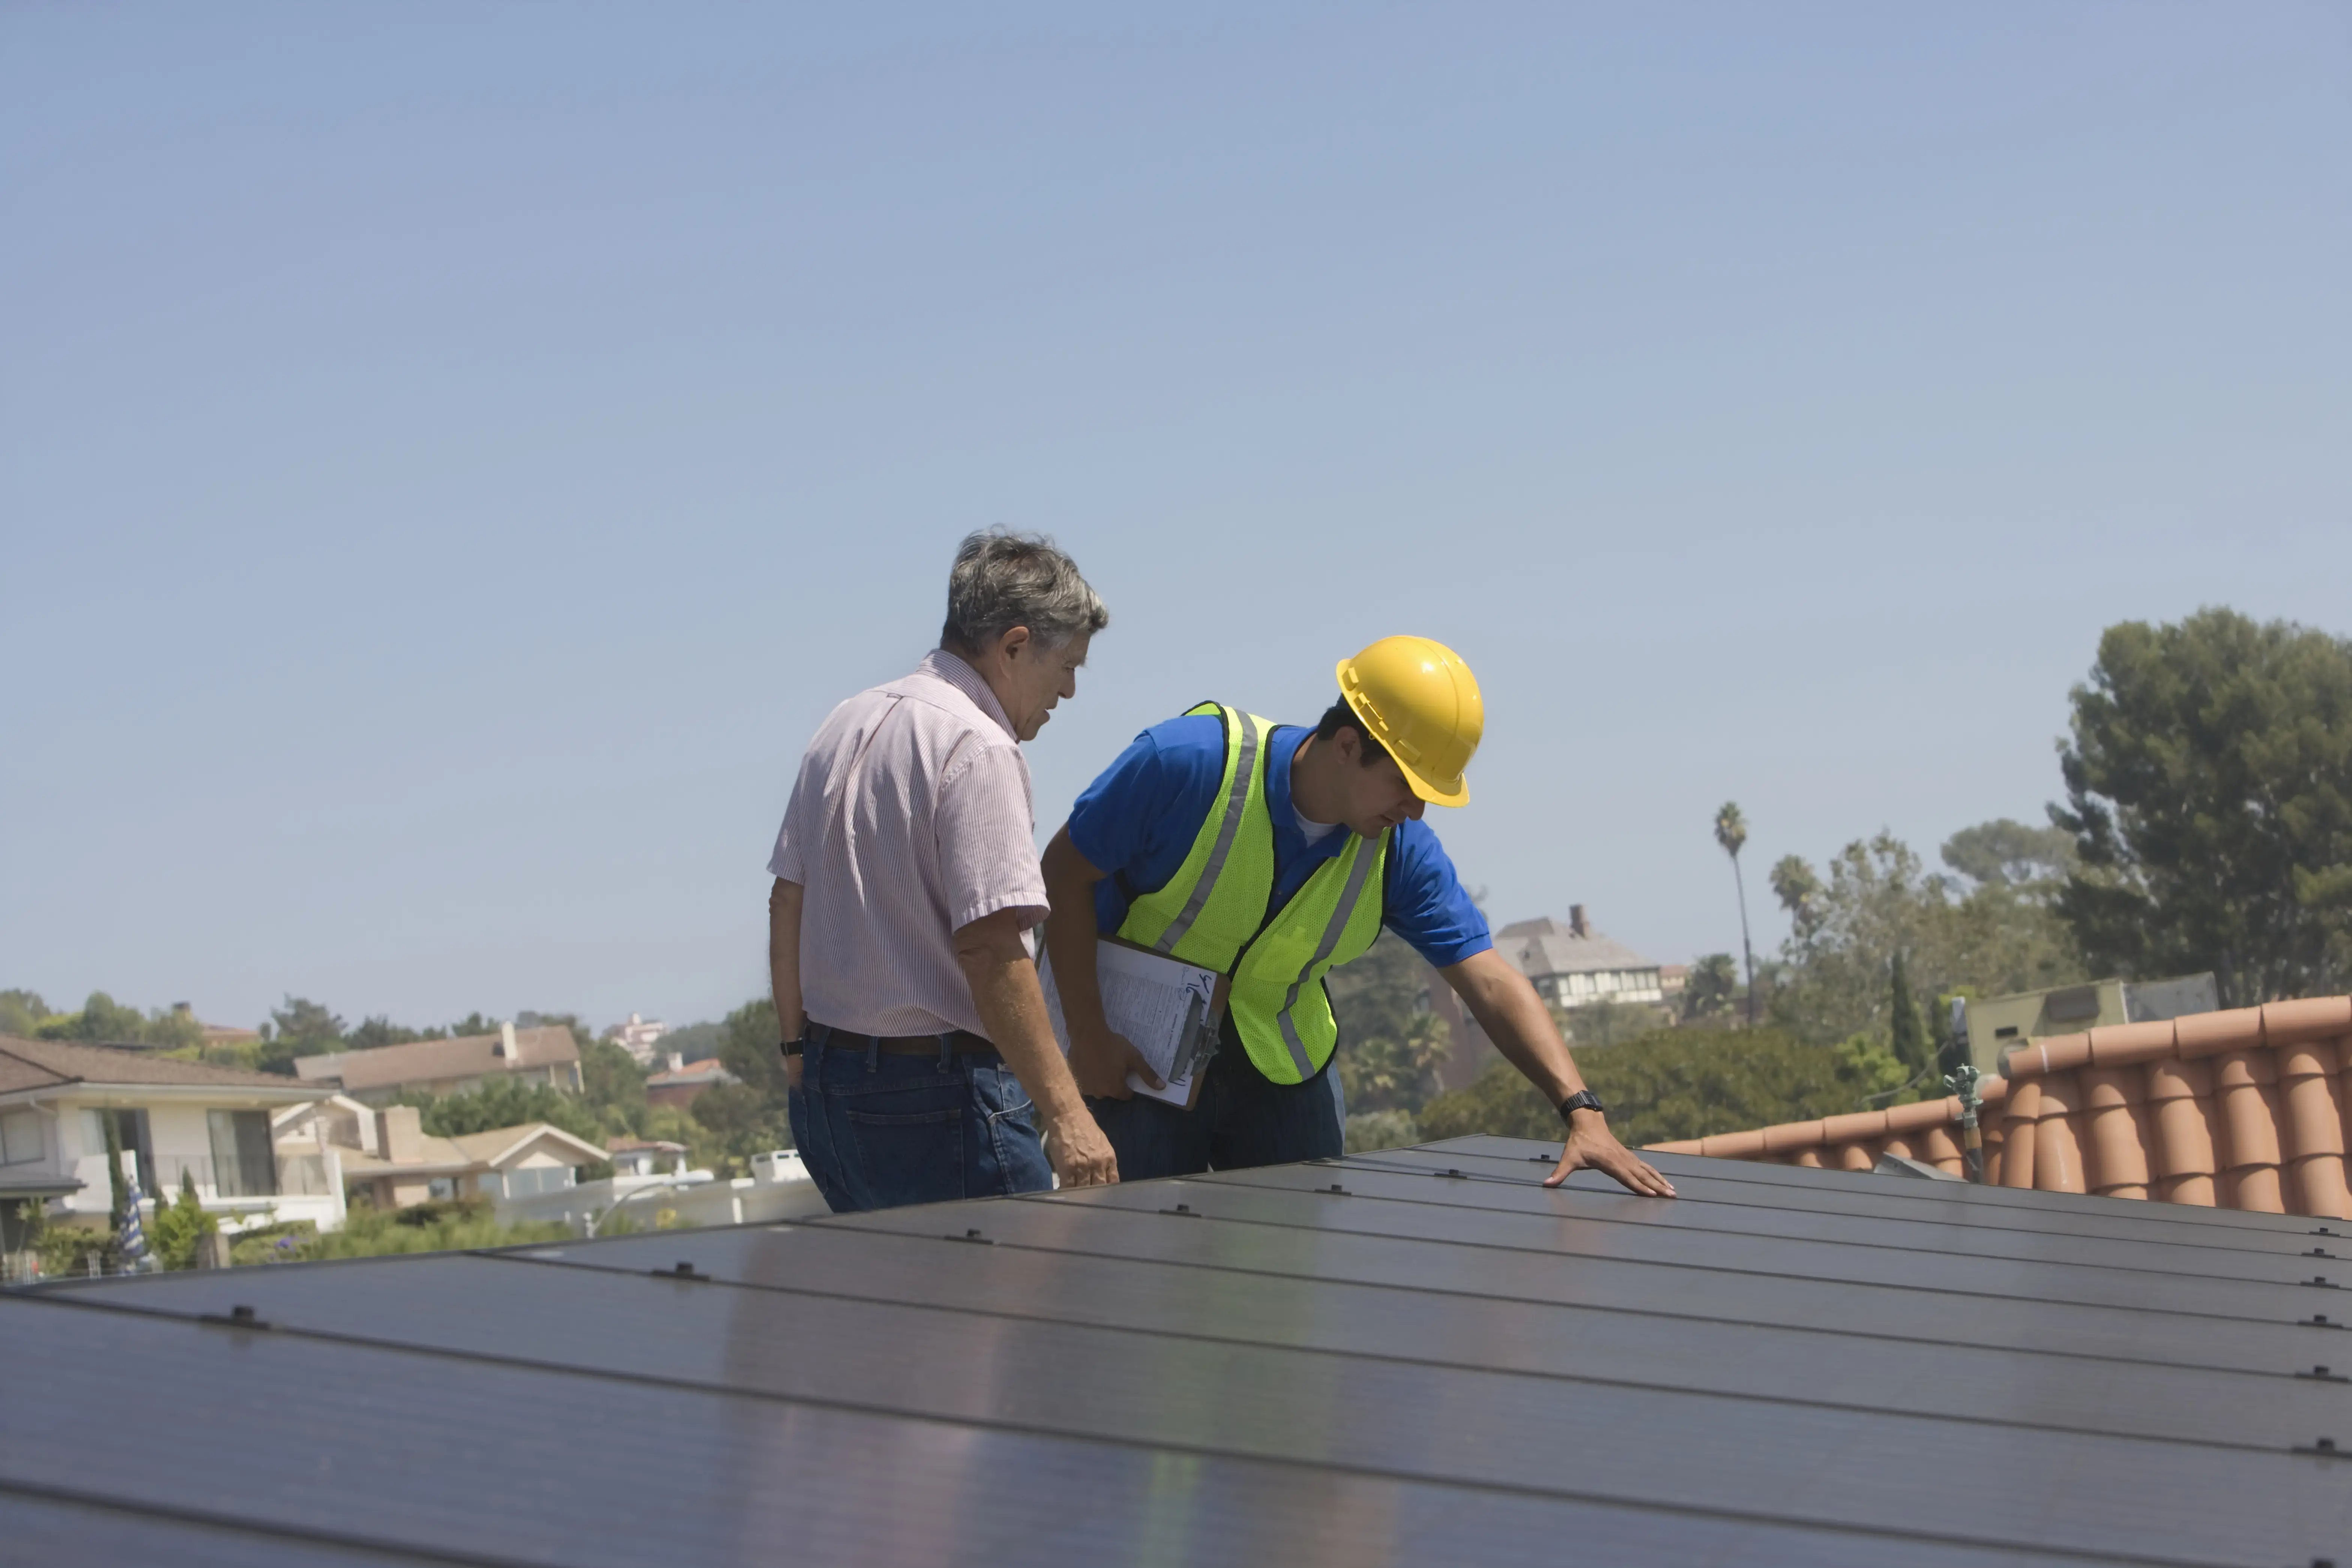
[1153,710,1262,955]
[1274,839,1381,1079]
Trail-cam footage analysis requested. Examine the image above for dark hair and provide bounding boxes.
[940,529,1108,656]
[1314,700,1392,767]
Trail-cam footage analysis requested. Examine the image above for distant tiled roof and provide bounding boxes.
[646,1058,732,1087]
[1493,917,1660,977]
[0,1035,315,1095]
[1648,995,2352,1220]
[293,1026,578,1092]
[445,1124,607,1168]
[607,1137,687,1154]
[336,1121,605,1178]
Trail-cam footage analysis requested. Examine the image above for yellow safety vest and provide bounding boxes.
[1116,704,1388,1084]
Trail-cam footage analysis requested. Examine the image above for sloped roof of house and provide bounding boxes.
[1493,916,1660,977]
[0,1035,315,1097]
[293,1024,578,1092]
[335,1121,607,1180]
[646,1057,733,1088]
[1647,994,2352,1221]
[14,1134,2346,1562]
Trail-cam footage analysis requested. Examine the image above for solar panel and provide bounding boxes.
[7,1135,2345,1565]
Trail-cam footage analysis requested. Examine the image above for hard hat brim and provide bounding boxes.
[1399,761,1469,808]
[1337,677,1471,808]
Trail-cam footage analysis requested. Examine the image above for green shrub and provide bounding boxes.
[1344,1110,1420,1153]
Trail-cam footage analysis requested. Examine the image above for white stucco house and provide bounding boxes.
[275,1098,608,1218]
[0,1036,344,1247]
[497,1148,826,1236]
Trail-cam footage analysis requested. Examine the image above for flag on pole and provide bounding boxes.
[118,1182,147,1269]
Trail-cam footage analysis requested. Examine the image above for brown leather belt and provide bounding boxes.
[796,1023,997,1059]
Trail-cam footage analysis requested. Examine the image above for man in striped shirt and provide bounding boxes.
[768,530,1118,1212]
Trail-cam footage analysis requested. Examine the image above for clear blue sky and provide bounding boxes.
[5,4,2346,1036]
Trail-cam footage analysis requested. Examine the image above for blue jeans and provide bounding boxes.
[789,1026,1053,1213]
[1085,1054,1344,1182]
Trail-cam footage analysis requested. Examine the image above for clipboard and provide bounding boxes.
[1038,936,1224,1110]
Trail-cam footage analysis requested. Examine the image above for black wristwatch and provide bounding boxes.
[1556,1089,1606,1125]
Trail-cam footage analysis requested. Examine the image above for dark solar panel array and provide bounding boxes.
[3,1134,2345,1566]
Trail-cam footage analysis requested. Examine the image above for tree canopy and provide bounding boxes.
[2053,607,2352,1006]
[1419,1028,1909,1151]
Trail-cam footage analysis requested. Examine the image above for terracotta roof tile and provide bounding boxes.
[1643,990,2352,1221]
[294,1026,579,1092]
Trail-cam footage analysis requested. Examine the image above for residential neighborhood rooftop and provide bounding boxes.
[0,1036,315,1096]
[6,1135,2343,1563]
[1493,910,1661,976]
[1649,994,2352,1221]
[293,1023,580,1094]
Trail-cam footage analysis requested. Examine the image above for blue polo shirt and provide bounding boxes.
[1066,713,1493,970]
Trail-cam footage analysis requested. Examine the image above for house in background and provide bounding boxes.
[645,1054,736,1110]
[168,1002,261,1053]
[0,1036,341,1238]
[607,1137,690,1178]
[1424,907,1670,1092]
[293,1020,581,1106]
[1493,907,1668,1011]
[315,1102,607,1215]
[497,1146,826,1235]
[604,1013,671,1066]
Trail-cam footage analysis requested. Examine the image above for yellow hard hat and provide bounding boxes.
[1334,635,1484,807]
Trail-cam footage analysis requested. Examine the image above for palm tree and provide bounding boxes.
[1714,802,1757,1025]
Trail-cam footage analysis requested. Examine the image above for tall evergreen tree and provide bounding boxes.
[2054,608,2352,1006]
[1888,950,1927,1078]
[101,1114,128,1233]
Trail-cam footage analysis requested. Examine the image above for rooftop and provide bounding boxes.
[293,1024,579,1093]
[0,1035,316,1098]
[1494,914,1660,976]
[335,1121,608,1180]
[646,1057,731,1087]
[7,1135,2344,1563]
[1651,994,2352,1220]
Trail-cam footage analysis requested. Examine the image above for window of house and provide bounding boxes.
[502,1165,575,1199]
[0,1109,41,1164]
[427,1177,457,1201]
[80,1108,155,1193]
[207,1110,279,1198]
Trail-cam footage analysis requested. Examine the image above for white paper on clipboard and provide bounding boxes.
[1038,940,1221,1108]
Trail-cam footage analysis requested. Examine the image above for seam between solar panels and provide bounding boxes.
[955,1194,2318,1331]
[493,1232,2324,1386]
[1434,1137,2325,1235]
[1376,1145,2334,1247]
[0,1294,2272,1568]
[1360,1150,2323,1253]
[436,1252,2343,1460]
[1330,1152,2323,1266]
[1184,1168,2320,1288]
[0,1472,547,1568]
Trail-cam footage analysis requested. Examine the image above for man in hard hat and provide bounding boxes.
[1039,636,1676,1196]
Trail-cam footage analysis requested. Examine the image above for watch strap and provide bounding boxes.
[1556,1089,1605,1125]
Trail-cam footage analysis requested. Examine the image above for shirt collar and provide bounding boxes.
[1267,725,1349,870]
[918,649,1019,741]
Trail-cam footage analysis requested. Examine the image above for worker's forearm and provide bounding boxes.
[1039,828,1113,1039]
[958,945,1090,1129]
[1447,952,1585,1104]
[769,879,805,1038]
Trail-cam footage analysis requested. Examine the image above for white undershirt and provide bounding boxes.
[1295,807,1343,847]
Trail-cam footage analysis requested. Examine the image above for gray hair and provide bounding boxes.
[940,529,1109,655]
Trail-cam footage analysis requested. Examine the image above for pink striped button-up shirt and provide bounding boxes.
[768,650,1046,1039]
